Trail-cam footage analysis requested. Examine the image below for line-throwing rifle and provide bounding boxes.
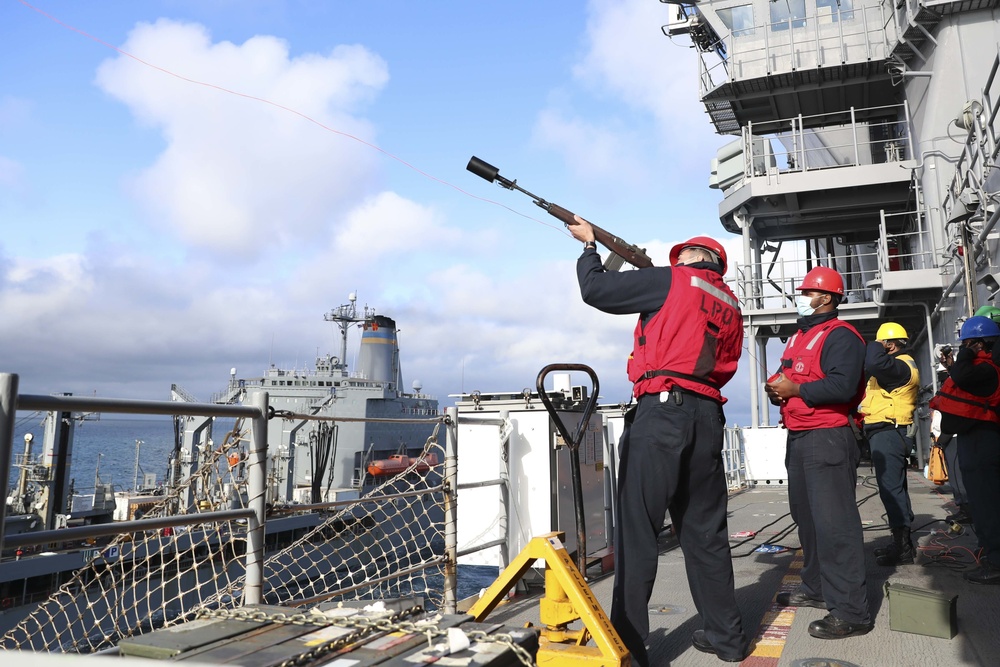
[466,156,653,271]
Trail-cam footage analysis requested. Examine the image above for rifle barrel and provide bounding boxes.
[466,155,653,269]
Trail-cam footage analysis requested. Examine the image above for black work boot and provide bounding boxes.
[876,527,915,566]
[873,539,893,558]
[946,504,973,524]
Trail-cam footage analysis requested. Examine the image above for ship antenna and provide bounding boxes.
[324,292,369,371]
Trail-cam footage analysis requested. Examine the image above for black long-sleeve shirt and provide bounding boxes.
[951,345,1000,396]
[792,310,866,407]
[576,246,721,323]
[864,342,912,392]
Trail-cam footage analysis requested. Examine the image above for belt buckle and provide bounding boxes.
[659,389,683,405]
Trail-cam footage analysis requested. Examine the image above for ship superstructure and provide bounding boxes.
[664,0,1000,466]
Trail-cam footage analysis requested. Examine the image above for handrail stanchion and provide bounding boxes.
[443,406,459,614]
[536,364,600,578]
[0,373,18,553]
[498,409,511,573]
[243,391,268,606]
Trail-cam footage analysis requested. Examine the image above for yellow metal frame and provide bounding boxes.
[467,532,630,666]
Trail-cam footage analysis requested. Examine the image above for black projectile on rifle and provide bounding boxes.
[466,156,653,271]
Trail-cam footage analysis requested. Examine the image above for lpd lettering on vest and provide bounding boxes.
[699,294,735,324]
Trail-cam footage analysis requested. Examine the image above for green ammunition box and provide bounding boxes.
[884,581,958,639]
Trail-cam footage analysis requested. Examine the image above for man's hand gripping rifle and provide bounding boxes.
[466,156,653,271]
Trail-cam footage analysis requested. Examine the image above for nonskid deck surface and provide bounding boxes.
[481,470,998,666]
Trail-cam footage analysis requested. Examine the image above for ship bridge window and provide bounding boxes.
[769,0,806,31]
[718,5,754,37]
[816,0,854,22]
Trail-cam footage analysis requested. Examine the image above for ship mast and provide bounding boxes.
[323,293,375,371]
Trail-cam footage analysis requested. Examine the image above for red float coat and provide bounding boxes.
[627,265,742,403]
[779,318,865,430]
[929,351,1000,425]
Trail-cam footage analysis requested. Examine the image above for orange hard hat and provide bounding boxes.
[669,236,728,273]
[796,266,845,295]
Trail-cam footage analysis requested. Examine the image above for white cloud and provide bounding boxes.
[576,0,702,129]
[334,192,449,260]
[0,255,93,325]
[533,0,722,189]
[395,257,638,402]
[94,20,389,257]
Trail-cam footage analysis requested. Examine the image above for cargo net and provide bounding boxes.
[1,420,447,654]
[204,430,447,613]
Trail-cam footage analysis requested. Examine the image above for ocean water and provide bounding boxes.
[7,416,238,494]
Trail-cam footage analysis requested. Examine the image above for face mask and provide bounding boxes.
[795,294,817,317]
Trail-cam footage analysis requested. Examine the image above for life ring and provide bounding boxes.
[227,452,241,467]
[1,597,12,609]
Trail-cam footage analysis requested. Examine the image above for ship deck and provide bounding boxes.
[478,468,997,666]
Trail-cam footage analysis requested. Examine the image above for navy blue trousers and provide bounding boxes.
[786,426,871,624]
[957,427,1000,566]
[939,435,968,506]
[868,426,915,529]
[611,391,746,665]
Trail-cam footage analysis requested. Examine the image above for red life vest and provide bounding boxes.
[627,264,743,402]
[779,318,865,430]
[929,351,1000,424]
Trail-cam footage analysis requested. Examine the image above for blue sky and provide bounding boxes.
[1,0,756,420]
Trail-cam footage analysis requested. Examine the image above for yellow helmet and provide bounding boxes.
[876,322,908,341]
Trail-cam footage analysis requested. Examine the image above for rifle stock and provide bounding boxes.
[466,156,653,271]
[545,203,653,269]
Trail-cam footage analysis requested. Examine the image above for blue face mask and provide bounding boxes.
[795,294,817,317]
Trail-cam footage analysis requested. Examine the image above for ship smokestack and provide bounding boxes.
[358,315,402,388]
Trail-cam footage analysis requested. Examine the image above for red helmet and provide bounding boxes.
[669,236,728,273]
[796,266,844,295]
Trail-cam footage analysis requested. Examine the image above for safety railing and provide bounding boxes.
[0,373,452,653]
[696,2,891,96]
[730,249,880,311]
[722,427,746,491]
[739,102,913,184]
[878,209,940,274]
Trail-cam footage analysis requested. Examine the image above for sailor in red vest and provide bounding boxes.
[569,216,748,664]
[765,266,873,639]
[930,315,1000,584]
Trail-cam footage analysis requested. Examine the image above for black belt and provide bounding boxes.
[639,369,720,390]
[864,422,895,435]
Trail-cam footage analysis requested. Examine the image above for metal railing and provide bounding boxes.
[730,249,880,311]
[697,3,891,96]
[737,102,913,186]
[0,373,459,649]
[878,209,941,274]
[722,427,746,490]
[0,377,270,606]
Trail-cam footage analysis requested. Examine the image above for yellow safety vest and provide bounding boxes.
[860,354,919,426]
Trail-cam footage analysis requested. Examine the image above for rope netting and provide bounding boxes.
[1,421,447,653]
[206,438,446,612]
